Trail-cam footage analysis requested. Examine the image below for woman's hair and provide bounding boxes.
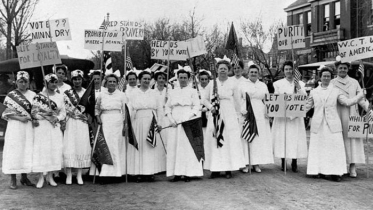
[248,64,259,72]
[138,71,152,81]
[154,71,166,80]
[198,71,210,78]
[232,60,244,69]
[334,61,350,69]
[282,60,293,71]
[104,74,119,83]
[216,60,231,70]
[177,69,191,78]
[319,66,334,78]
[126,71,138,80]
[56,65,68,74]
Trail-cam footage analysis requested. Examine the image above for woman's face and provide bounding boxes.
[248,68,259,82]
[199,75,209,88]
[47,80,58,91]
[337,64,349,78]
[92,75,101,87]
[56,69,66,82]
[140,74,151,89]
[178,73,189,88]
[127,75,137,87]
[321,71,332,86]
[156,74,166,87]
[218,64,229,77]
[106,77,117,90]
[16,79,28,91]
[72,77,82,89]
[233,65,242,77]
[284,65,293,79]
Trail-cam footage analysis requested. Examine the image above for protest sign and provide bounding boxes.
[84,29,123,52]
[106,20,144,40]
[186,36,207,57]
[277,24,305,50]
[16,42,61,69]
[348,115,373,138]
[264,94,308,117]
[151,40,188,61]
[337,36,373,62]
[29,18,71,43]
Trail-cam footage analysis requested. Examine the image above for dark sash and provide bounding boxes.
[64,89,80,107]
[34,93,58,112]
[6,90,32,115]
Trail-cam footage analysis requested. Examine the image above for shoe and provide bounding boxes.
[36,176,45,189]
[291,159,298,173]
[20,177,35,187]
[76,176,84,185]
[225,171,232,179]
[9,177,17,190]
[47,173,58,187]
[350,164,357,178]
[148,175,155,182]
[240,167,249,173]
[170,176,181,182]
[281,158,285,171]
[331,175,342,182]
[253,165,261,173]
[209,172,220,179]
[136,176,142,183]
[184,176,191,182]
[66,168,72,185]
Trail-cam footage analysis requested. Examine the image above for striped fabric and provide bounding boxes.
[103,51,112,72]
[231,53,239,67]
[146,113,158,147]
[99,19,108,30]
[117,77,126,92]
[358,63,364,78]
[212,93,224,147]
[241,93,259,143]
[126,55,133,70]
[293,67,302,92]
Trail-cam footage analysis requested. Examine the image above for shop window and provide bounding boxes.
[323,4,330,31]
[335,1,340,29]
[307,11,311,35]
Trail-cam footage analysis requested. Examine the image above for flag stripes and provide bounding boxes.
[231,53,239,67]
[99,19,108,30]
[241,93,259,143]
[126,54,133,70]
[212,93,224,147]
[118,77,126,91]
[358,63,364,78]
[103,51,112,72]
[146,113,158,147]
[294,67,301,92]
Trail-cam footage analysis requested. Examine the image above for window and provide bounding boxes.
[307,11,312,35]
[298,13,303,25]
[323,4,330,31]
[335,1,340,29]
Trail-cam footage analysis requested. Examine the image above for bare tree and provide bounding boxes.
[0,0,38,59]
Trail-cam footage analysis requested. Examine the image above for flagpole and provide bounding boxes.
[187,48,201,99]
[284,94,287,175]
[247,95,252,175]
[165,39,171,103]
[37,44,52,110]
[157,132,167,154]
[123,35,129,183]
[91,124,101,184]
[359,60,369,178]
[47,19,57,74]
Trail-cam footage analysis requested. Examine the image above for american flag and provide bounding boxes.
[231,53,239,67]
[126,55,133,70]
[99,19,108,30]
[212,90,225,147]
[241,93,259,143]
[293,67,302,93]
[103,51,112,72]
[146,113,158,147]
[118,77,126,92]
[358,62,364,78]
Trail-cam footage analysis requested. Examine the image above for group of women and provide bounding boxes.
[2,58,370,190]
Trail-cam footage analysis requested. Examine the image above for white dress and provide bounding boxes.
[32,92,66,173]
[239,79,274,165]
[198,84,211,168]
[154,87,170,147]
[124,85,138,103]
[272,78,308,159]
[203,78,246,171]
[127,88,166,175]
[89,89,127,177]
[2,90,36,174]
[63,88,91,168]
[57,82,71,94]
[165,86,203,177]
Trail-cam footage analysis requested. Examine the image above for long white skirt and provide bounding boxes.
[2,120,33,174]
[166,106,203,177]
[33,120,63,173]
[63,118,91,168]
[307,119,347,175]
[204,100,246,172]
[89,112,126,177]
[242,117,274,165]
[127,110,166,175]
[272,117,308,159]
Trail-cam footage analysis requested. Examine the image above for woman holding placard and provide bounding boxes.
[305,67,364,181]
[32,73,66,188]
[272,60,307,172]
[2,71,36,189]
[238,64,274,173]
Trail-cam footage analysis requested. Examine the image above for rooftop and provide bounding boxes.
[284,0,310,12]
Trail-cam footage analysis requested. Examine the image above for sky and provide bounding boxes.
[31,0,295,59]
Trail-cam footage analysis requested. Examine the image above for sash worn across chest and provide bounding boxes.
[34,93,58,111]
[64,89,80,107]
[6,90,32,115]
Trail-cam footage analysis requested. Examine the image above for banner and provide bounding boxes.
[186,36,207,57]
[151,40,188,61]
[348,115,373,138]
[89,122,113,172]
[16,42,61,69]
[337,36,373,62]
[29,18,71,43]
[264,94,308,117]
[106,20,144,40]
[182,118,205,161]
[277,24,305,50]
[84,29,123,52]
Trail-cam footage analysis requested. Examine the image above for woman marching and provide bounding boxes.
[2,71,36,189]
[127,70,165,182]
[239,64,274,173]
[88,70,104,99]
[63,70,92,185]
[89,74,127,182]
[55,65,71,94]
[203,58,246,179]
[272,60,308,172]
[32,73,66,188]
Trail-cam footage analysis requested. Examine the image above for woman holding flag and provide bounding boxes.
[272,60,307,172]
[32,73,66,188]
[127,70,165,182]
[203,59,245,179]
[239,64,274,173]
[2,71,36,189]
[62,70,91,185]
